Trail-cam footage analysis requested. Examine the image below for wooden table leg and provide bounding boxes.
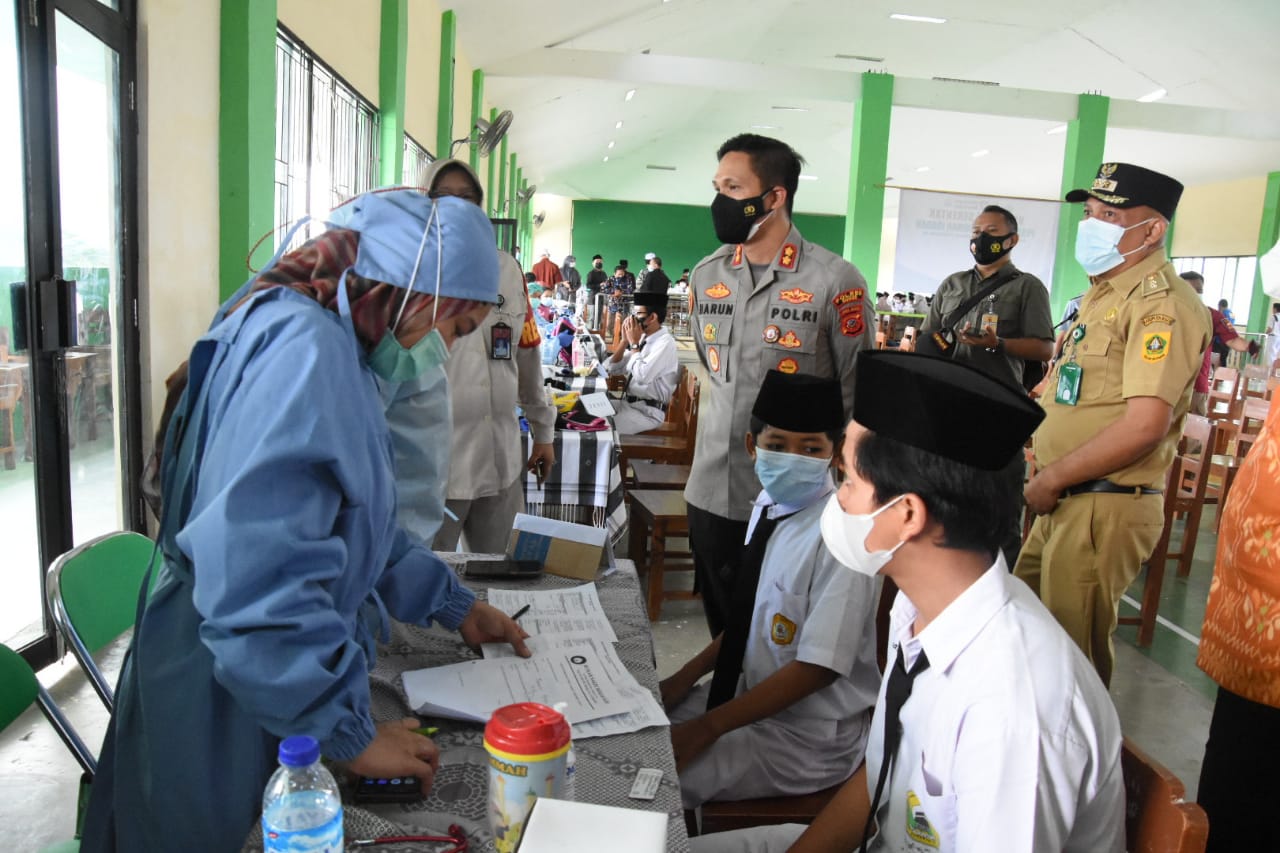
[647,519,666,622]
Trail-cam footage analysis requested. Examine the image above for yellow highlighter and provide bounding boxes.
[415,727,439,737]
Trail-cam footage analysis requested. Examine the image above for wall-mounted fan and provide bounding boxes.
[516,185,536,203]
[449,109,514,157]
[533,211,546,228]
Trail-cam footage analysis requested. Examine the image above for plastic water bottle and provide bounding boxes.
[262,735,343,853]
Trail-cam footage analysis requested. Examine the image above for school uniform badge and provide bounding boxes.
[704,282,731,299]
[904,790,941,847]
[770,613,796,645]
[1142,332,1171,362]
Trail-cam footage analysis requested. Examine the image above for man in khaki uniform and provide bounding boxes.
[685,133,874,636]
[1016,162,1210,686]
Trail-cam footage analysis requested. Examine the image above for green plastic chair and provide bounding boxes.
[0,642,94,849]
[46,530,157,712]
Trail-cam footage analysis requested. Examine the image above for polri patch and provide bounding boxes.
[1142,313,1175,326]
[832,287,866,337]
[779,287,813,304]
[704,282,731,299]
[776,357,799,374]
[762,324,781,343]
[1142,332,1170,362]
[707,345,721,374]
[770,613,796,645]
[777,330,802,349]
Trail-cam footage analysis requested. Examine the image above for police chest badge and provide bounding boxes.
[704,323,718,343]
[770,613,796,645]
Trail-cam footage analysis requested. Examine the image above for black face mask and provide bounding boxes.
[970,233,1013,265]
[593,262,602,269]
[711,191,772,245]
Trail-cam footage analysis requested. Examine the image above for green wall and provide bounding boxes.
[571,200,848,278]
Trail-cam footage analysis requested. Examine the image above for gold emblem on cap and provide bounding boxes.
[1100,163,1118,178]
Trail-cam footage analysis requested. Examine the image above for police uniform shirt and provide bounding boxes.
[685,226,873,520]
[741,485,880,731]
[865,557,1124,853]
[923,263,1053,388]
[1034,250,1210,488]
[445,251,557,501]
[606,325,680,409]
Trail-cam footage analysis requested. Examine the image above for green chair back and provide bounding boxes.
[0,643,39,730]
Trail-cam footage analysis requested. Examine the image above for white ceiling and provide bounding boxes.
[450,0,1280,215]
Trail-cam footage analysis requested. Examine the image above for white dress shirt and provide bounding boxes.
[866,557,1124,853]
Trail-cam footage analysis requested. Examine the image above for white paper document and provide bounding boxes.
[402,642,637,725]
[487,584,617,642]
[579,391,617,417]
[518,798,667,853]
[481,636,669,739]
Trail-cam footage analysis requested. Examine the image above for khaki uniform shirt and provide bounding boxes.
[445,252,556,501]
[923,263,1053,388]
[684,225,873,520]
[1033,251,1211,489]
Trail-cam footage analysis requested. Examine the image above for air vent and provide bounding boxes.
[646,165,677,171]
[835,54,884,62]
[931,76,1000,86]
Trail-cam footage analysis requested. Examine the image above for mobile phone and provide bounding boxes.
[460,557,544,580]
[353,775,424,804]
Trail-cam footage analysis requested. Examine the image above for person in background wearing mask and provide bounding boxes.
[638,253,671,294]
[584,254,609,327]
[1015,163,1210,687]
[408,159,556,556]
[691,351,1122,853]
[686,133,872,638]
[535,286,556,323]
[604,291,680,434]
[560,253,581,294]
[82,191,530,852]
[1181,270,1253,415]
[661,371,879,810]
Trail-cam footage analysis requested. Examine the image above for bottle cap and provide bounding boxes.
[484,702,570,757]
[278,735,321,767]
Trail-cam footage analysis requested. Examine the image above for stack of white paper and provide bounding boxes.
[517,798,667,853]
[488,585,618,642]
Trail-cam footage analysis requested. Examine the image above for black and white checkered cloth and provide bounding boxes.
[521,427,626,539]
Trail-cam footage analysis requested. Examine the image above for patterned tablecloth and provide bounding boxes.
[247,557,689,852]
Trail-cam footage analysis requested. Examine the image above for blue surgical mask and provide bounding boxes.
[1074,216,1155,276]
[753,447,832,507]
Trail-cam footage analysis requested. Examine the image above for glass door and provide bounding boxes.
[4,0,139,669]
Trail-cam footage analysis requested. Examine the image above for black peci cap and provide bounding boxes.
[592,254,603,261]
[633,291,669,311]
[1065,162,1184,221]
[752,370,845,434]
[853,351,1044,470]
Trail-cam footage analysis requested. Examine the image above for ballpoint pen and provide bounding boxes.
[511,604,531,622]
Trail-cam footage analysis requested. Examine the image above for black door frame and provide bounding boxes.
[14,0,141,669]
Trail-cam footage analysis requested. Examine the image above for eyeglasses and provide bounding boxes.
[428,189,482,205]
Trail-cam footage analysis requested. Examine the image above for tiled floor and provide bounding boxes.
[0,336,1223,849]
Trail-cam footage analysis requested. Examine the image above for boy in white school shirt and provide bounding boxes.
[661,370,880,809]
[691,351,1124,853]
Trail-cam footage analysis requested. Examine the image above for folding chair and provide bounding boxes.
[47,530,157,712]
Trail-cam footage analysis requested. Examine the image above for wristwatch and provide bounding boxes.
[986,338,1004,354]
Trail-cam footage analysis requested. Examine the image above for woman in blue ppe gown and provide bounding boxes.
[82,192,529,852]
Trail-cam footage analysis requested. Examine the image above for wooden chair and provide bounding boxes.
[626,489,696,620]
[697,775,852,836]
[1169,416,1218,578]
[1122,737,1208,853]
[627,460,692,491]
[1228,395,1271,460]
[900,325,918,352]
[1205,366,1241,450]
[1267,376,1280,401]
[1118,457,1182,647]
[635,366,690,438]
[619,377,700,469]
[1241,363,1269,399]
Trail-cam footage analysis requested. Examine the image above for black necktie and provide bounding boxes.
[705,510,792,710]
[861,647,931,853]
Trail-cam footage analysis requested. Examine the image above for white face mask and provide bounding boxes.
[1074,216,1155,276]
[819,492,906,577]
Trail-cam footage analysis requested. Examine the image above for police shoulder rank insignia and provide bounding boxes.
[777,357,799,374]
[778,330,802,349]
[703,323,718,343]
[770,613,796,645]
[1142,331,1170,362]
[832,287,866,337]
[707,345,721,374]
[1143,275,1169,296]
[762,324,781,344]
[778,243,798,270]
[905,790,941,848]
[704,282,731,299]
[779,287,813,304]
[731,245,744,266]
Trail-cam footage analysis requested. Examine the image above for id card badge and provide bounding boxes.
[980,312,999,335]
[490,322,512,360]
[1055,361,1083,406]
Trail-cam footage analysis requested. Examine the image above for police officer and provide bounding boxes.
[685,133,873,636]
[1015,162,1211,687]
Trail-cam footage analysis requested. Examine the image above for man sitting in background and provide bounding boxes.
[605,291,679,434]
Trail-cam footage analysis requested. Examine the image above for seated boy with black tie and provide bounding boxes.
[661,370,880,809]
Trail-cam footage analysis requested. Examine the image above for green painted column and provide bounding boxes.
[219,0,277,301]
[435,10,456,159]
[378,0,407,186]
[486,107,498,216]
[508,153,518,219]
[469,69,484,172]
[1249,170,1280,332]
[1050,93,1110,321]
[842,72,893,291]
[496,133,509,217]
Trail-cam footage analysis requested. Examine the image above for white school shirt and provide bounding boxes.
[740,485,881,729]
[607,325,680,409]
[865,557,1124,853]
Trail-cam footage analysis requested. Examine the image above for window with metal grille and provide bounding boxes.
[403,134,434,187]
[1173,256,1258,324]
[274,26,380,249]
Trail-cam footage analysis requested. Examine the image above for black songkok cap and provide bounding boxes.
[853,351,1044,471]
[592,254,603,261]
[633,291,669,311]
[752,370,844,434]
[1065,162,1184,221]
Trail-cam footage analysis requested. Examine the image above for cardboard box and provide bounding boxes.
[508,513,608,581]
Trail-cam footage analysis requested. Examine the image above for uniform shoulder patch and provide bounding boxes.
[905,790,941,847]
[1141,313,1176,326]
[1142,331,1171,362]
[770,613,796,645]
[1141,274,1171,298]
[832,287,867,338]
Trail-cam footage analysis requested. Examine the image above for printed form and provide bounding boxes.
[487,584,618,642]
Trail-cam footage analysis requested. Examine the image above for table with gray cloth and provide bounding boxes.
[243,556,689,853]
